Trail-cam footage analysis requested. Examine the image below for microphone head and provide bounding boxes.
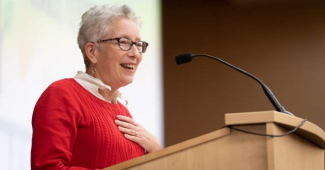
[175,53,195,65]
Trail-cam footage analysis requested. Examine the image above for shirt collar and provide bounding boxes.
[74,71,126,105]
[75,71,113,91]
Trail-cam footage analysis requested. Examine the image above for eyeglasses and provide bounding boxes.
[97,37,149,53]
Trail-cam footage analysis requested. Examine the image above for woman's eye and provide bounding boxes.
[120,40,128,44]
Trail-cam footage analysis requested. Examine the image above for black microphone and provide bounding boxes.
[175,53,294,116]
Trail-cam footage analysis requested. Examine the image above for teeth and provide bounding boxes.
[121,64,135,70]
[126,64,134,69]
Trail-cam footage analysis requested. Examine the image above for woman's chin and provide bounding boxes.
[120,77,134,87]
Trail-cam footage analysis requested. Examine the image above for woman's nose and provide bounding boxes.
[128,44,141,58]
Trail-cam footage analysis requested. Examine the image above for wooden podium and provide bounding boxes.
[104,111,325,170]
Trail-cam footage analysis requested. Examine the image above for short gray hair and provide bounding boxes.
[77,4,142,69]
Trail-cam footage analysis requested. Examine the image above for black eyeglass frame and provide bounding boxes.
[97,37,149,53]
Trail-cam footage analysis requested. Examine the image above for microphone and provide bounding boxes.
[175,53,294,116]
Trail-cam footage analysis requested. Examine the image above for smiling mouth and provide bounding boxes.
[120,64,135,70]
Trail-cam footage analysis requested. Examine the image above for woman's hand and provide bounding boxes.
[115,115,161,153]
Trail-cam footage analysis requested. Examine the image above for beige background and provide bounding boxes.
[163,1,325,146]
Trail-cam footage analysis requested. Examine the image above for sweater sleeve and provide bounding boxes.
[31,82,100,170]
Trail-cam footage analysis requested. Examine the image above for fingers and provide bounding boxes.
[115,115,161,153]
[115,116,141,139]
[124,134,141,143]
[116,115,139,126]
[115,119,136,129]
[117,124,143,144]
[118,126,138,136]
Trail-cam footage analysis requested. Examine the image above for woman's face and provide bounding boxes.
[95,17,142,90]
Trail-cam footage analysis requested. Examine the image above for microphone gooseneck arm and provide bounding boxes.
[177,53,294,116]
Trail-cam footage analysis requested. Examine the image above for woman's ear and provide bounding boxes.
[85,43,98,64]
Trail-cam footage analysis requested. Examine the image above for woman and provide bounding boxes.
[31,4,161,170]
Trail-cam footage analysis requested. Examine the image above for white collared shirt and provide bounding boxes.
[74,71,128,106]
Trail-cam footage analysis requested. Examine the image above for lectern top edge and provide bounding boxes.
[225,111,325,148]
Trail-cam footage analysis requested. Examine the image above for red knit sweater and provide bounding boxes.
[31,78,144,170]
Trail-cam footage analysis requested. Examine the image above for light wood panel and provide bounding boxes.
[105,128,230,170]
[267,123,324,170]
[104,111,324,170]
[106,125,268,170]
[225,111,325,148]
